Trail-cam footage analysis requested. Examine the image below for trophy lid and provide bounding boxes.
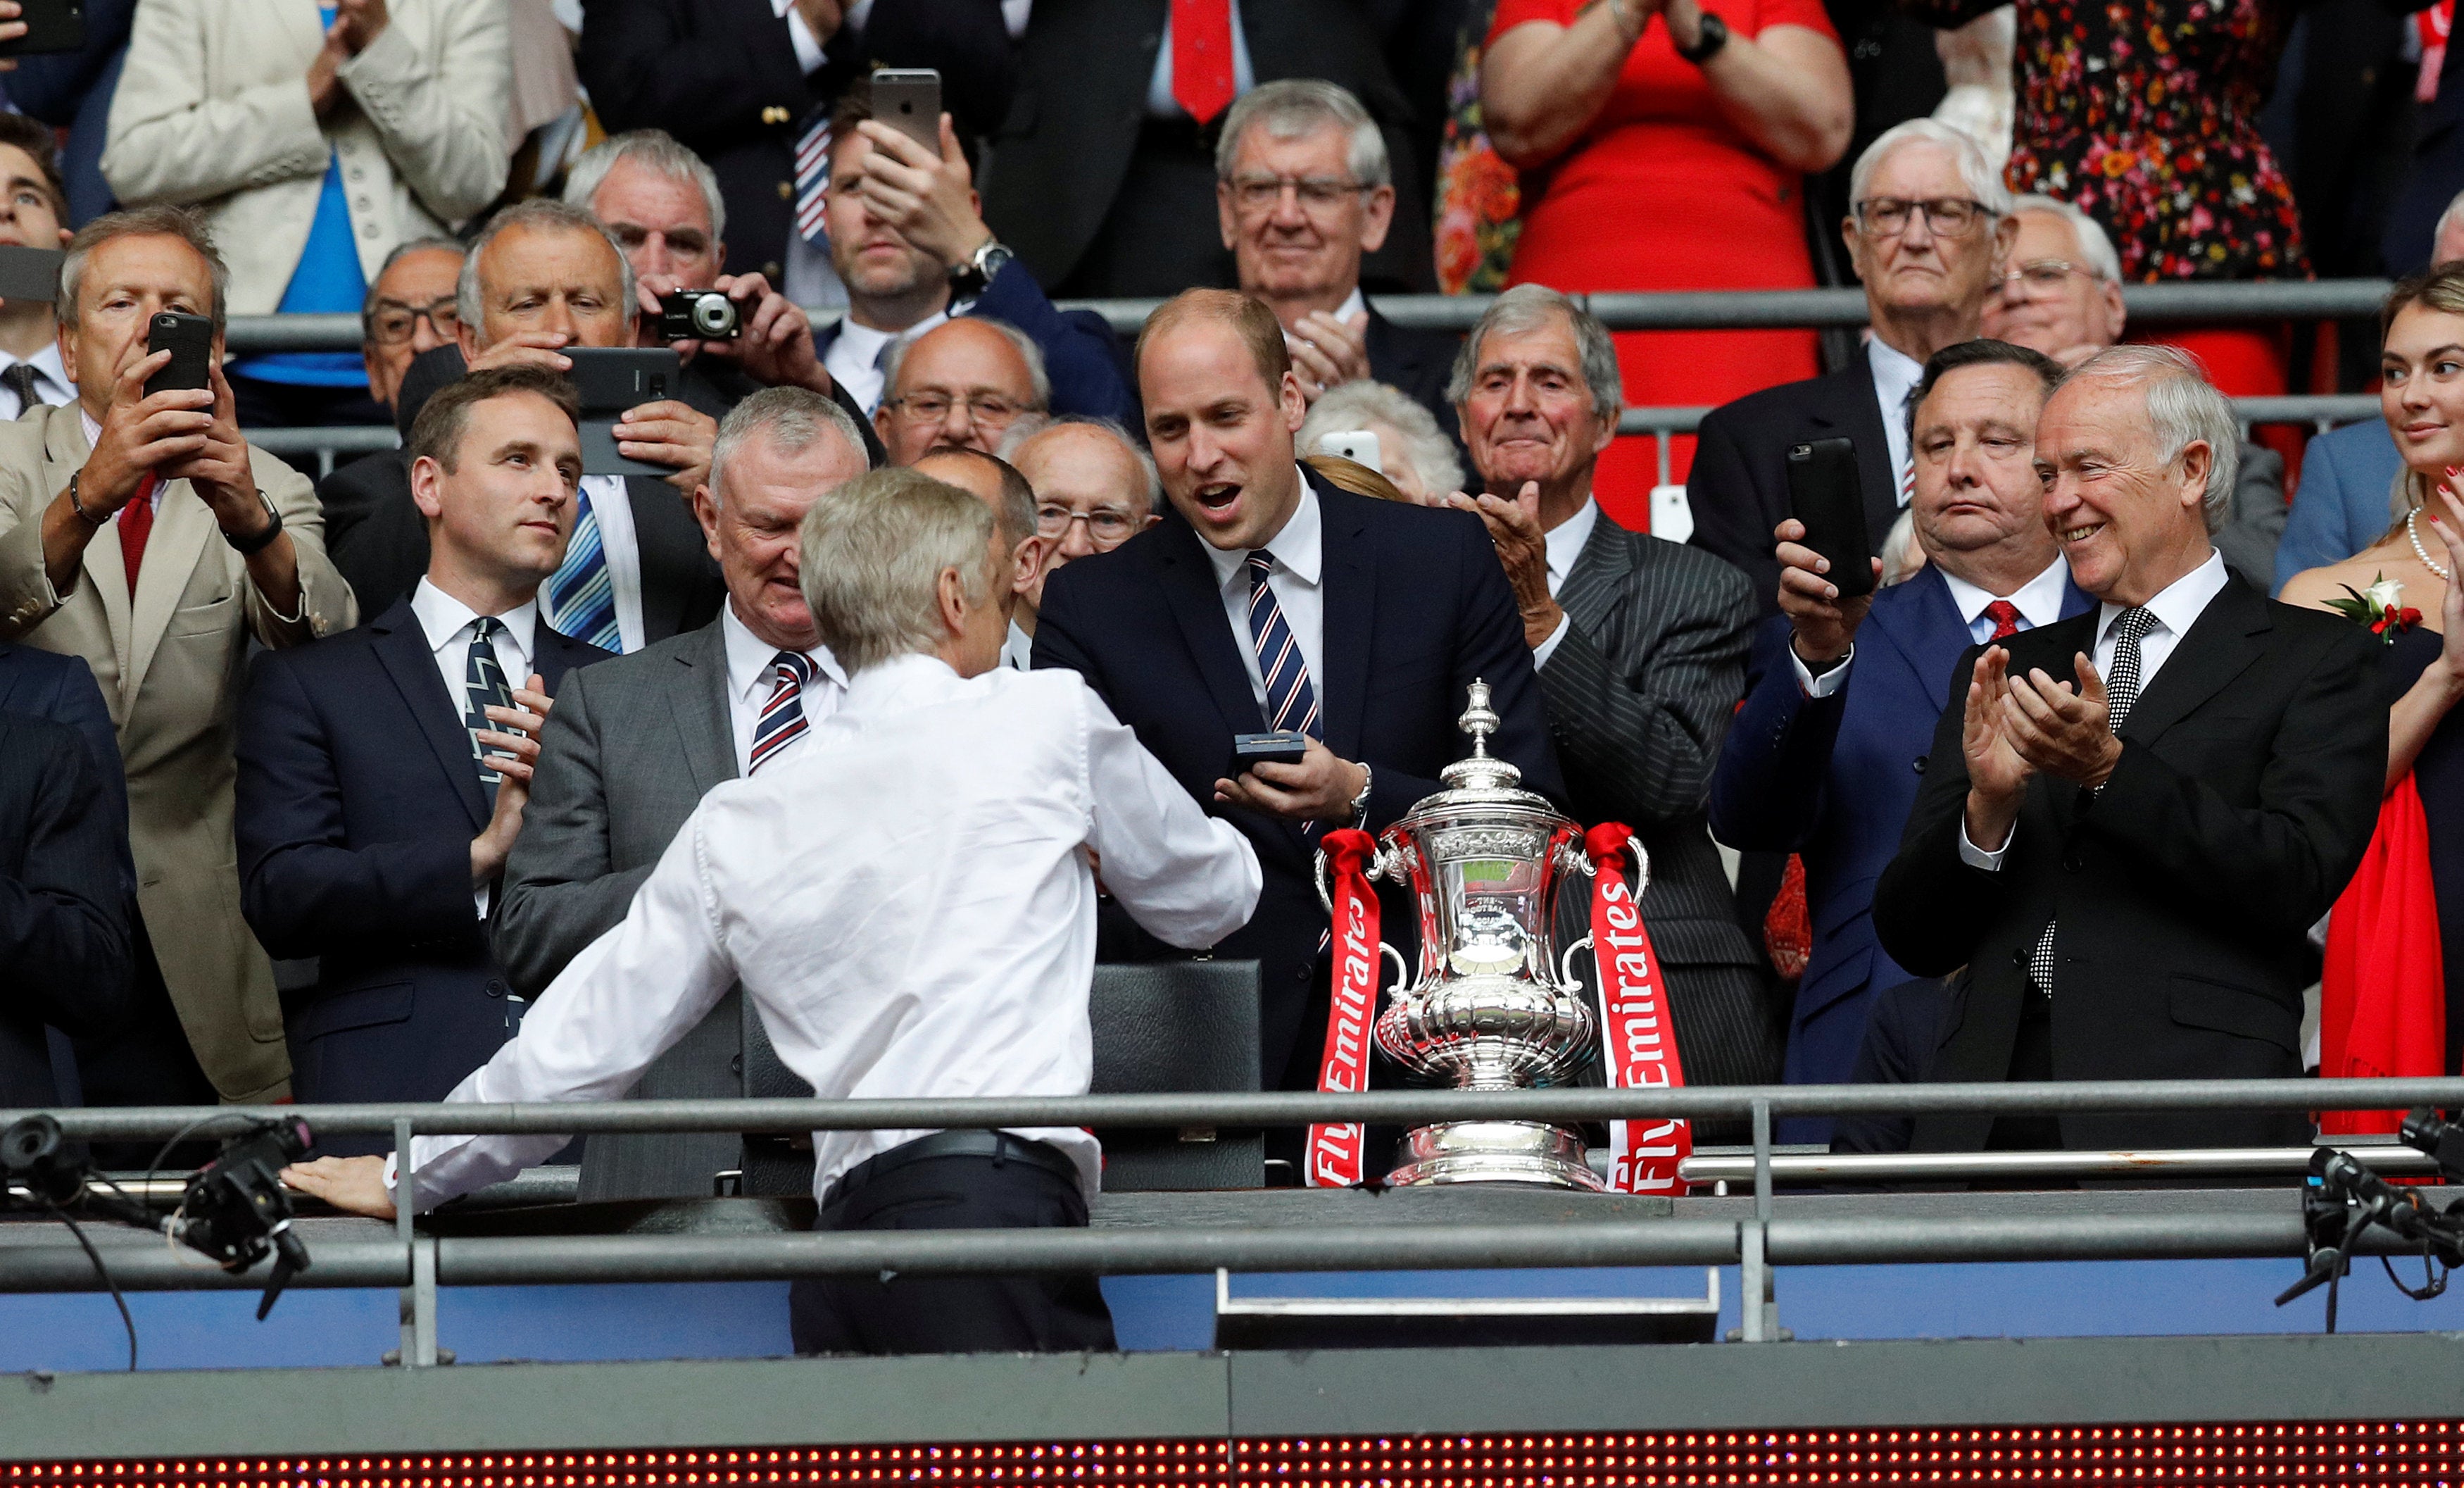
[1438,679,1528,794]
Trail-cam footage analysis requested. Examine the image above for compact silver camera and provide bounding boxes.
[657,289,741,341]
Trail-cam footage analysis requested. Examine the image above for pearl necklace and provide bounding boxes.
[2411,506,2453,582]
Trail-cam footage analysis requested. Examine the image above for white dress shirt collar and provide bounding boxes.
[1543,497,1599,599]
[1868,337,1925,505]
[0,342,71,417]
[826,310,950,416]
[2097,548,2229,654]
[722,599,846,706]
[1204,471,1323,592]
[1003,618,1034,671]
[410,577,539,666]
[1939,556,2073,637]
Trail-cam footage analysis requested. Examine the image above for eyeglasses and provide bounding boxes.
[1036,504,1143,544]
[883,392,1031,425]
[1225,173,1369,215]
[2001,258,2100,292]
[1853,197,1995,238]
[367,296,461,346]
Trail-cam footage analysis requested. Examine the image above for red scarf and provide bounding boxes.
[2320,773,2446,1134]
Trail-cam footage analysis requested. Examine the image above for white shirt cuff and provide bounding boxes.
[1530,610,1572,670]
[779,4,827,73]
[1790,643,1853,699]
[1958,816,2012,871]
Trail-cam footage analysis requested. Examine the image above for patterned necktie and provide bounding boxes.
[1,362,42,417]
[2028,606,2157,996]
[1983,599,2022,641]
[749,650,815,774]
[1245,551,1320,739]
[463,616,515,797]
[1171,0,1237,124]
[793,115,832,252]
[118,473,161,597]
[545,484,620,651]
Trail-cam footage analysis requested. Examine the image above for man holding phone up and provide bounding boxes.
[0,204,356,1108]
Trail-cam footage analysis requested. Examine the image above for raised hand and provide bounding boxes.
[2001,653,2120,787]
[1961,646,2032,852]
[1773,515,1878,665]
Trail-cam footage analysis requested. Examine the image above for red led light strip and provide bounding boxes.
[8,1423,2463,1487]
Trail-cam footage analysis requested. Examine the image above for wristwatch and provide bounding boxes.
[948,239,1014,301]
[223,489,284,556]
[1677,11,1730,63]
[1347,761,1374,829]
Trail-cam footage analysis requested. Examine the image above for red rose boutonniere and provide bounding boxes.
[2324,573,2425,645]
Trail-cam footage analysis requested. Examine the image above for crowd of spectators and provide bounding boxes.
[8,0,2464,1248]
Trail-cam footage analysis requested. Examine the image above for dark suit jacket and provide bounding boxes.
[1709,565,2095,1115]
[817,258,1137,425]
[0,712,131,1105]
[1033,471,1565,1080]
[985,0,1431,294]
[0,643,126,862]
[1871,575,2385,1151]
[4,0,135,225]
[577,0,1016,281]
[1364,300,1462,451]
[1687,364,1899,618]
[324,463,722,638]
[235,599,606,1148]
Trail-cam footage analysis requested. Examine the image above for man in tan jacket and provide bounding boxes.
[0,206,356,1105]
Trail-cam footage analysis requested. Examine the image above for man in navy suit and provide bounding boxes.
[237,368,610,1150]
[812,89,1133,426]
[1035,289,1563,1100]
[1709,339,2092,1143]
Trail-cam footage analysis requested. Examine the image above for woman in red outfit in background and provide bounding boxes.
[1482,0,1852,526]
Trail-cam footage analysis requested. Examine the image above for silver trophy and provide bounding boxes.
[1316,681,1641,1189]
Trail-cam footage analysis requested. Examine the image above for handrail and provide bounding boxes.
[215,281,2401,355]
[1679,1143,2439,1185]
[9,1075,2462,1141]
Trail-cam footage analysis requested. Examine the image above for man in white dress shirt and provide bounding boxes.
[1871,346,2384,1152]
[0,117,77,421]
[1688,118,2017,614]
[289,465,1263,1355]
[237,367,609,1139]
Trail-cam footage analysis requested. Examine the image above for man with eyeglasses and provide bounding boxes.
[1002,418,1161,670]
[1982,194,2287,589]
[1689,119,2017,616]
[809,86,1131,426]
[874,318,1048,468]
[1216,81,1462,446]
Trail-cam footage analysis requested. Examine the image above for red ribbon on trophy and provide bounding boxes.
[1309,827,1383,1187]
[1584,823,1690,1192]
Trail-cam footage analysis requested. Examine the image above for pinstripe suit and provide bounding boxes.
[1538,515,1783,1096]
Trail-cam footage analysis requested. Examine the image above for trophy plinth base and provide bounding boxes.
[1384,1120,1606,1191]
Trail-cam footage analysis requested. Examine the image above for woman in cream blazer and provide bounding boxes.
[100,0,510,314]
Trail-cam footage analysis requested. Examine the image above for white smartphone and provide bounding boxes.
[1315,430,1382,473]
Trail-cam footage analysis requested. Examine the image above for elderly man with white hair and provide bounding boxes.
[1446,282,1781,1106]
[1871,346,2385,1155]
[1983,192,2287,589]
[1690,118,2017,615]
[289,463,1262,1356]
[1001,418,1161,671]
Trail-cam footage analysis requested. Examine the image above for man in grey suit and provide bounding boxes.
[1445,286,1780,1106]
[494,387,871,1196]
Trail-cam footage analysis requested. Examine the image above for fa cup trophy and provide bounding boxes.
[1314,682,1679,1192]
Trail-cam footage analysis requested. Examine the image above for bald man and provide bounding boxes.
[1005,419,1159,669]
[912,444,1045,668]
[876,318,1050,466]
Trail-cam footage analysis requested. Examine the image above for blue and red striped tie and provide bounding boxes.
[1245,551,1320,739]
[749,651,815,774]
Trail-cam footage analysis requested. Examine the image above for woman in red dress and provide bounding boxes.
[1483,0,1852,525]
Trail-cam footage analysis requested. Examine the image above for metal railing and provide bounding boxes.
[6,1075,2460,1363]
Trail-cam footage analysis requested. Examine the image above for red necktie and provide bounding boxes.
[1171,0,1236,125]
[1983,599,2022,640]
[118,473,160,597]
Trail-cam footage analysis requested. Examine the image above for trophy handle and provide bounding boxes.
[1314,838,1388,912]
[1381,942,1410,998]
[1559,933,1592,994]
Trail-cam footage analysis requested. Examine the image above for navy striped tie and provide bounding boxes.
[1244,551,1320,739]
[545,485,621,652]
[749,651,815,774]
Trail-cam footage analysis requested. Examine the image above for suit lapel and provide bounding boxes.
[1152,519,1269,738]
[1557,509,1633,643]
[1318,481,1376,761]
[534,625,595,693]
[1863,566,1972,713]
[667,619,738,794]
[53,413,134,701]
[625,477,678,642]
[370,600,489,832]
[2116,577,2271,746]
[125,481,214,704]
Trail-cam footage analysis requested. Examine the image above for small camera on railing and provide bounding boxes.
[657,289,740,342]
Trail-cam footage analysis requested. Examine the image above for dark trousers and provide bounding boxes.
[1985,984,2063,1156]
[787,1149,1116,1356]
[70,921,218,1170]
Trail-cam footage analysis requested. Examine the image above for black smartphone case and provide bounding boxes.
[0,0,84,58]
[1785,437,1877,598]
[143,313,213,399]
